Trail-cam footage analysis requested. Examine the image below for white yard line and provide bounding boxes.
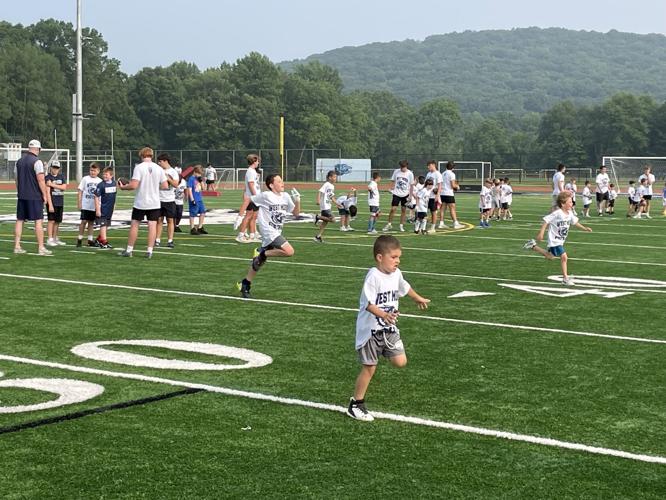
[446,233,666,250]
[0,352,663,465]
[0,272,664,345]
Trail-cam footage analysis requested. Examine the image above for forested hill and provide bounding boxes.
[281,27,666,114]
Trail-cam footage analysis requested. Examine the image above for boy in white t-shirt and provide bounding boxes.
[414,177,433,234]
[236,174,300,299]
[626,180,637,217]
[632,178,649,219]
[347,235,430,422]
[607,183,618,215]
[314,170,337,243]
[205,163,216,192]
[478,178,493,228]
[424,160,443,233]
[523,191,592,285]
[174,176,187,232]
[383,160,414,232]
[76,162,102,247]
[499,177,513,220]
[336,188,357,231]
[367,171,381,234]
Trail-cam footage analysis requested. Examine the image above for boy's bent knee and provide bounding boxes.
[390,355,407,368]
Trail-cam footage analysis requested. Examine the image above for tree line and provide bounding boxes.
[1,20,665,170]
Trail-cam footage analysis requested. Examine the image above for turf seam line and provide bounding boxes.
[0,388,203,436]
[0,353,664,465]
[0,272,664,345]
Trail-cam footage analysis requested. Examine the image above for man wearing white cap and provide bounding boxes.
[14,140,52,255]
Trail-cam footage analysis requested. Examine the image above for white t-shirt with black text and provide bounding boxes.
[355,267,411,350]
[251,191,295,247]
[367,180,380,207]
[390,169,414,198]
[543,209,578,248]
[78,175,102,211]
[425,170,442,199]
[319,182,335,210]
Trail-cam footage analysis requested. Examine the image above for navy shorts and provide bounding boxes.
[80,209,96,222]
[548,245,565,257]
[338,207,350,216]
[17,199,43,221]
[369,206,380,215]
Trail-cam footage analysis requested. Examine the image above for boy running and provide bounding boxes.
[236,175,300,299]
[314,170,337,243]
[523,191,592,286]
[347,235,430,421]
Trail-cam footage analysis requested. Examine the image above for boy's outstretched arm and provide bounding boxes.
[407,288,430,310]
[575,222,592,232]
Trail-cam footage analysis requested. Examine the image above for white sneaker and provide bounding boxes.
[235,234,248,243]
[453,222,465,229]
[427,227,437,234]
[347,398,374,422]
[382,223,392,232]
[645,214,652,219]
[523,239,537,250]
[56,239,67,246]
[346,226,355,231]
[13,247,26,254]
[47,239,58,247]
[399,225,405,232]
[38,247,53,256]
[438,221,446,229]
[340,226,348,232]
[367,229,378,235]
[632,214,641,219]
[562,277,575,286]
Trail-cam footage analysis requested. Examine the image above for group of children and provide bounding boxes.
[42,157,214,250]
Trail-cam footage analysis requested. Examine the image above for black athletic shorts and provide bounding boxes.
[391,194,409,207]
[643,195,653,201]
[440,195,455,205]
[160,201,177,219]
[500,202,509,210]
[80,209,96,222]
[596,192,609,202]
[47,205,64,223]
[428,198,437,213]
[320,209,333,219]
[131,207,161,222]
[247,201,259,212]
[338,207,350,216]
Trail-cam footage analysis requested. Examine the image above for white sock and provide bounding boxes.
[146,247,153,253]
[126,245,134,252]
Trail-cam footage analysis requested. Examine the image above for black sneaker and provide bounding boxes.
[190,228,199,235]
[174,226,182,233]
[87,240,96,247]
[314,235,323,243]
[347,398,374,421]
[76,239,82,247]
[166,241,175,248]
[235,281,251,298]
[198,227,208,235]
[314,215,320,225]
[155,241,161,248]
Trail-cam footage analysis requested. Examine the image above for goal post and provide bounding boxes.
[602,157,666,189]
[214,168,235,190]
[438,161,491,184]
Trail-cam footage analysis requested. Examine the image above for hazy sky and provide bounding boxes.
[4,0,666,74]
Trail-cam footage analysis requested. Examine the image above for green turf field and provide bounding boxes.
[0,187,664,498]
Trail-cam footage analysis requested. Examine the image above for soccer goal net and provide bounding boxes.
[214,168,235,190]
[602,157,666,189]
[438,161,492,184]
[0,144,71,183]
[235,168,264,190]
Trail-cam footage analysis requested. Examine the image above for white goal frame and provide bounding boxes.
[492,168,526,182]
[438,161,492,184]
[0,145,71,183]
[602,156,666,188]
[214,168,236,190]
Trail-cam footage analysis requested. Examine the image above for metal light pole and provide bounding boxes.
[75,0,83,181]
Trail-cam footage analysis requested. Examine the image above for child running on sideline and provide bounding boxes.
[314,170,337,243]
[347,235,430,421]
[581,180,593,217]
[76,162,102,247]
[45,160,67,247]
[336,187,358,231]
[523,191,592,286]
[93,167,117,249]
[236,174,300,299]
[367,172,381,234]
[478,178,493,228]
[414,178,433,234]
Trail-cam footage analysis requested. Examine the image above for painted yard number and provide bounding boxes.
[500,275,666,298]
[0,340,272,414]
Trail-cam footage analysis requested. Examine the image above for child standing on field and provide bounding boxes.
[314,170,337,243]
[174,175,186,232]
[608,183,618,215]
[347,235,431,421]
[45,160,67,247]
[187,165,207,235]
[581,180,593,217]
[478,178,493,228]
[523,191,592,286]
[76,162,102,247]
[94,167,117,249]
[336,187,358,231]
[414,178,433,234]
[367,171,381,234]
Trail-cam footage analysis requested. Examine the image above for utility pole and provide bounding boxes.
[74,0,83,181]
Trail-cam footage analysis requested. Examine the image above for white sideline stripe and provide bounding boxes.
[0,352,664,465]
[0,272,664,345]
[290,239,666,267]
[447,234,666,250]
[179,243,205,247]
[153,250,666,295]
